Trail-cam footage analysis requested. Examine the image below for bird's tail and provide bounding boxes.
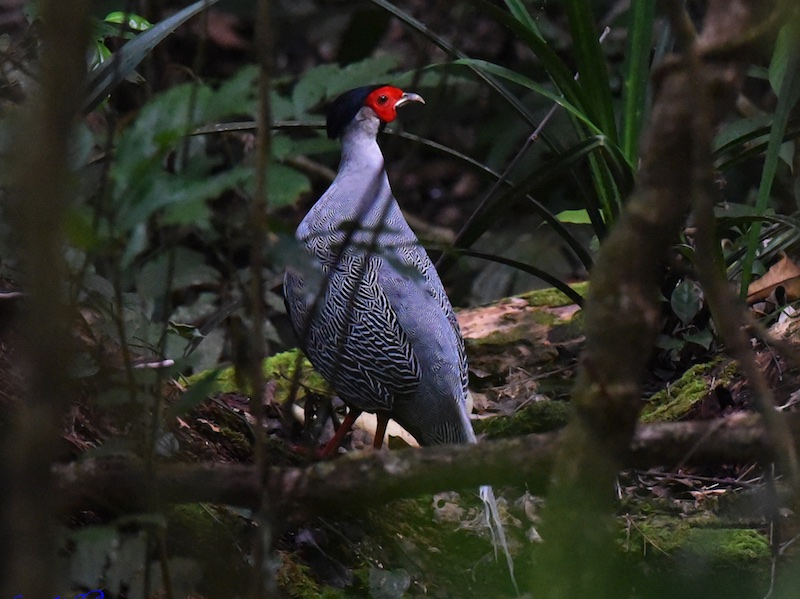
[480,484,519,594]
[461,393,518,593]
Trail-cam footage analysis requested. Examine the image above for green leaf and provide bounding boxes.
[714,118,800,171]
[332,55,400,95]
[556,209,593,224]
[369,0,541,129]
[137,167,251,228]
[292,64,341,115]
[213,65,259,118]
[137,248,218,301]
[671,279,703,325]
[84,0,221,112]
[438,136,609,275]
[713,114,773,153]
[64,205,98,250]
[91,40,112,70]
[740,20,800,297]
[466,0,580,113]
[104,11,152,31]
[169,368,223,417]
[769,20,800,96]
[266,163,312,208]
[684,328,714,350]
[450,58,601,136]
[564,0,617,142]
[503,0,541,35]
[620,1,655,162]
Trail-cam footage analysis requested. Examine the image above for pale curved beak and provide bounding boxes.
[395,92,425,108]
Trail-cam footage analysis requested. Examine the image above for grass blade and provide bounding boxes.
[739,21,800,296]
[466,0,581,112]
[368,0,540,128]
[503,0,541,35]
[453,248,585,306]
[450,59,601,135]
[621,1,656,162]
[564,0,618,142]
[439,136,609,274]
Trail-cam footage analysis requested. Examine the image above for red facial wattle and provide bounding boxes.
[364,86,406,123]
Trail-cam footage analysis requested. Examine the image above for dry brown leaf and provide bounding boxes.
[746,253,800,303]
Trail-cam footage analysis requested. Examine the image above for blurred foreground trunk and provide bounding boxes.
[0,0,89,595]
[535,1,772,596]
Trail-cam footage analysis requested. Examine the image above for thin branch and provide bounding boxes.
[248,0,276,595]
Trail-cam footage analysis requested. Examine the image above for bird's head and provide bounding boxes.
[326,85,425,140]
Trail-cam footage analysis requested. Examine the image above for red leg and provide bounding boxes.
[373,413,389,449]
[317,408,361,458]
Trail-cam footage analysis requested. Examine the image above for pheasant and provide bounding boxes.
[283,84,515,587]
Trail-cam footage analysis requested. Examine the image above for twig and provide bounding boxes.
[249,0,276,596]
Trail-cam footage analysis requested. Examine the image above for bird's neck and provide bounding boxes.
[337,112,385,176]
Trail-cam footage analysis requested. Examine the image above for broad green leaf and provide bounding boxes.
[212,65,259,118]
[713,114,773,153]
[684,328,714,350]
[556,209,593,224]
[136,167,251,228]
[169,368,223,417]
[292,64,341,115]
[266,163,312,208]
[91,40,112,70]
[331,55,400,95]
[137,247,218,301]
[671,279,703,325]
[64,205,98,251]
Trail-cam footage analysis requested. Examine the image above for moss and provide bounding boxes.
[625,515,693,555]
[623,514,769,571]
[166,504,251,596]
[166,503,249,554]
[185,349,331,403]
[640,359,737,423]
[359,496,517,598]
[214,425,251,454]
[519,282,588,307]
[548,309,584,343]
[474,400,573,438]
[682,528,770,565]
[276,551,348,599]
[465,317,553,347]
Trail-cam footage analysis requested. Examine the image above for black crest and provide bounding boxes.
[326,84,386,140]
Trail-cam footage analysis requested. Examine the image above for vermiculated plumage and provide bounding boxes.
[284,87,472,446]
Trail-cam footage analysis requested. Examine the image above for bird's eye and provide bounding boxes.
[378,95,388,104]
